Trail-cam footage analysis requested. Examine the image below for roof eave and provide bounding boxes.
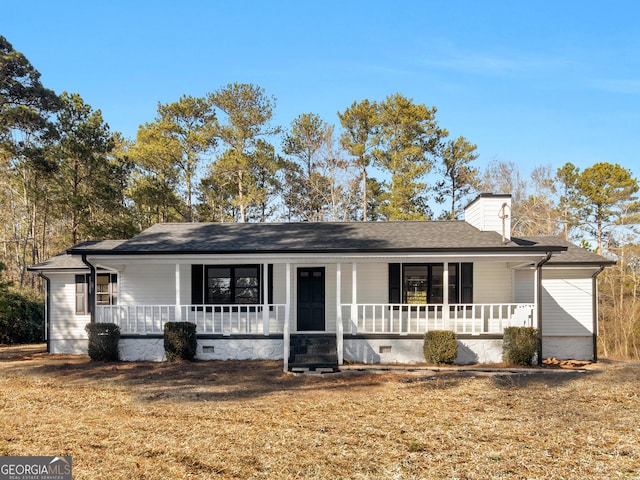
[71,245,567,256]
[547,260,616,267]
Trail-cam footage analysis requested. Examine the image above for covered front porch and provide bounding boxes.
[92,257,543,368]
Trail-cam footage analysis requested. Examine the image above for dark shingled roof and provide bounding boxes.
[28,240,126,271]
[68,221,564,255]
[513,236,615,265]
[29,223,615,270]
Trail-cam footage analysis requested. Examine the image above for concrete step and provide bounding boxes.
[294,354,338,364]
[290,365,340,374]
[289,334,338,371]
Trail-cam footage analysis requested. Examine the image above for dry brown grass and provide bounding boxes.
[1,344,639,479]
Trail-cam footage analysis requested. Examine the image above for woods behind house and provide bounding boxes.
[1,35,639,358]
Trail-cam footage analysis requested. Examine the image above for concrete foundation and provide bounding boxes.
[49,338,88,355]
[119,338,165,361]
[116,337,284,361]
[49,335,595,363]
[542,336,594,361]
[196,339,284,361]
[344,338,505,364]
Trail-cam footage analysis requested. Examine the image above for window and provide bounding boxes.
[192,265,271,305]
[389,263,473,304]
[76,273,117,314]
[96,273,118,306]
[206,266,259,304]
[207,267,233,303]
[403,265,429,304]
[75,274,88,315]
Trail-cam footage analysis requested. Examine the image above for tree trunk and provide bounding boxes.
[597,221,603,253]
[450,183,456,219]
[186,169,192,222]
[362,167,368,222]
[238,170,246,223]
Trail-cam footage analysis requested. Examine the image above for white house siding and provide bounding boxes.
[48,272,89,354]
[473,262,512,303]
[120,264,176,305]
[464,204,482,232]
[333,262,388,304]
[321,263,336,333]
[513,269,534,303]
[180,263,191,306]
[541,269,594,337]
[513,267,596,360]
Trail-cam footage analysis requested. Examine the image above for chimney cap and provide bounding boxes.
[464,193,512,211]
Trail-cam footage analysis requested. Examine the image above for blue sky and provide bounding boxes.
[3,0,639,178]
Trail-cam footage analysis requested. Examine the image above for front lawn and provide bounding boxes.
[1,345,638,479]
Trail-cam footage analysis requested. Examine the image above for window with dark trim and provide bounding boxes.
[191,265,272,305]
[76,273,117,314]
[96,273,118,306]
[389,263,473,304]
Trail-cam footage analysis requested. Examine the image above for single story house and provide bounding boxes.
[28,194,613,370]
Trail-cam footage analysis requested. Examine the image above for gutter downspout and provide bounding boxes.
[81,254,96,324]
[38,273,51,353]
[592,265,605,362]
[536,252,553,365]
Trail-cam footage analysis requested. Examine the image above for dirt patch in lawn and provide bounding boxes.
[1,345,639,479]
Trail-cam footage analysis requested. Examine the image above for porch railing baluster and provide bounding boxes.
[95,303,532,338]
[337,303,534,336]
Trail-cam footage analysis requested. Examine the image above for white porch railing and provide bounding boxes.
[97,305,175,334]
[181,304,286,335]
[96,304,286,335]
[98,302,533,336]
[341,303,534,335]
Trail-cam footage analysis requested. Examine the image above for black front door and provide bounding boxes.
[297,267,325,331]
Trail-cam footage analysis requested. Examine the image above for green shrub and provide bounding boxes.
[164,322,197,361]
[0,262,44,345]
[85,323,120,361]
[0,289,44,344]
[503,326,538,366]
[423,330,458,364]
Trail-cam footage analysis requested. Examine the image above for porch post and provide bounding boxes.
[442,262,449,330]
[533,267,539,329]
[175,264,182,323]
[262,262,269,335]
[535,253,552,365]
[336,263,343,365]
[283,263,291,372]
[351,262,357,335]
[534,264,542,364]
